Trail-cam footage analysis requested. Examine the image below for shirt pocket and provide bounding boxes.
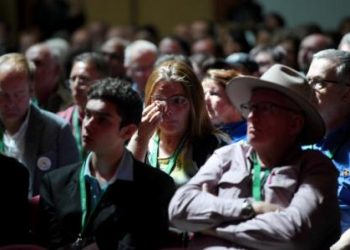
[265,166,299,206]
[218,170,250,198]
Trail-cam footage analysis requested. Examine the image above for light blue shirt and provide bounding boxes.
[83,149,134,208]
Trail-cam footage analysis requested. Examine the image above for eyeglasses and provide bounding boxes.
[151,95,189,106]
[307,78,338,91]
[240,101,300,118]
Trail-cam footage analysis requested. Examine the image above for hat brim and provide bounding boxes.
[226,76,325,145]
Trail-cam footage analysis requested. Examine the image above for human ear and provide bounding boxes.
[120,123,138,141]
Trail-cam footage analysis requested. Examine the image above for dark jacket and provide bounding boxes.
[0,153,29,246]
[39,157,176,250]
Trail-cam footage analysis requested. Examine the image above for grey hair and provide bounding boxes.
[45,38,71,67]
[313,49,350,85]
[124,40,158,66]
[339,33,350,48]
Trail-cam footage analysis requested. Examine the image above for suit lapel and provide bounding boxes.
[87,180,135,235]
[23,105,44,195]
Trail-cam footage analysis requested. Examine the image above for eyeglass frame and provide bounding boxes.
[239,101,302,119]
[151,95,189,106]
[307,78,341,91]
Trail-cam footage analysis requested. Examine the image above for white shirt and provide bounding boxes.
[3,109,30,165]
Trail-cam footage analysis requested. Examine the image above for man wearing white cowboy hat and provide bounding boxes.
[168,64,340,249]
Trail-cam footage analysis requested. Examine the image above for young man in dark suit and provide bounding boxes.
[39,78,176,249]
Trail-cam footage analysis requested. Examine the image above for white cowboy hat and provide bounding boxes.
[226,64,325,144]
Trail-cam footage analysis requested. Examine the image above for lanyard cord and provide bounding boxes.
[73,107,86,160]
[79,166,88,231]
[149,132,188,174]
[79,155,108,236]
[312,131,350,160]
[252,151,270,201]
[323,137,348,160]
[0,126,4,153]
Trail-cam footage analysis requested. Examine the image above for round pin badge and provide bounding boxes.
[37,156,52,171]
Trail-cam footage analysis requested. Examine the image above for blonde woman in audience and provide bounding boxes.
[128,60,229,187]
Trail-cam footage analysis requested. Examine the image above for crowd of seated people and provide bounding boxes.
[2,7,350,250]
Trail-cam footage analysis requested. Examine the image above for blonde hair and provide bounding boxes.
[144,60,215,139]
[0,53,35,86]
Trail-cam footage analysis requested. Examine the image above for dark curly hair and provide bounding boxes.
[88,77,143,127]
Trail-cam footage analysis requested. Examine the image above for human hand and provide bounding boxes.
[136,101,166,141]
[202,183,209,193]
[330,241,350,250]
[252,201,282,215]
[330,228,350,250]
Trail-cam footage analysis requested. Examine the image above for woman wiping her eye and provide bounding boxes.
[128,60,229,187]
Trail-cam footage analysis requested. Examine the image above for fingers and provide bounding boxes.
[142,102,164,124]
[252,201,282,214]
[202,183,209,192]
[136,102,165,141]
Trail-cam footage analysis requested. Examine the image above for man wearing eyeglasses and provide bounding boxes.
[58,52,110,160]
[169,64,340,249]
[306,49,350,250]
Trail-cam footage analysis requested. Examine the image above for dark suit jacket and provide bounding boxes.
[24,104,80,196]
[39,156,176,250]
[0,153,29,246]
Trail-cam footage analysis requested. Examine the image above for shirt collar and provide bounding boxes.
[83,149,134,188]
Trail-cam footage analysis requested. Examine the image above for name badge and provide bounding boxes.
[37,156,51,171]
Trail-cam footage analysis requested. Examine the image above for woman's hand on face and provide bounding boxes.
[137,101,166,141]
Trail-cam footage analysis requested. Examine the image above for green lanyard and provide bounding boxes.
[79,154,107,233]
[79,165,88,231]
[0,126,4,153]
[312,140,345,160]
[252,152,270,201]
[73,107,85,160]
[31,97,39,107]
[149,132,188,174]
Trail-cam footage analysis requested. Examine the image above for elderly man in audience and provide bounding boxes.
[58,52,110,160]
[306,49,350,250]
[0,53,79,196]
[25,42,71,112]
[124,39,158,98]
[169,64,340,249]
